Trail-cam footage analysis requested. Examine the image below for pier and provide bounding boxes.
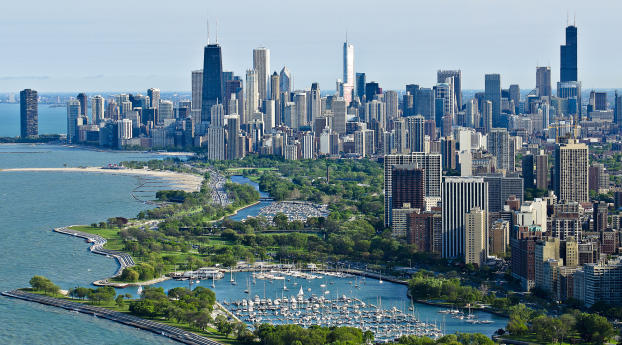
[1,290,222,345]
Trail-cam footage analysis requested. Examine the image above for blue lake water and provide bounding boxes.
[0,103,66,137]
[227,175,273,221]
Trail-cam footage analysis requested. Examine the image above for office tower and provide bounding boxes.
[245,70,258,124]
[554,140,589,203]
[253,47,270,101]
[415,88,435,121]
[201,43,223,124]
[384,91,398,120]
[343,40,354,104]
[332,98,347,135]
[441,136,456,170]
[264,99,275,129]
[20,89,38,138]
[279,67,291,93]
[433,82,453,122]
[66,99,81,144]
[283,102,297,129]
[77,93,88,120]
[355,73,366,101]
[407,115,425,153]
[159,100,174,122]
[191,70,203,111]
[226,114,241,159]
[393,118,407,153]
[365,82,380,101]
[484,175,524,213]
[482,100,492,133]
[354,129,374,157]
[589,91,607,111]
[523,154,535,189]
[270,72,281,125]
[207,126,225,160]
[536,66,552,98]
[508,84,520,113]
[91,95,105,124]
[294,92,307,128]
[442,177,488,259]
[487,128,511,172]
[118,118,133,141]
[561,25,578,82]
[147,88,160,110]
[309,83,321,126]
[224,78,243,115]
[490,220,509,257]
[384,153,442,226]
[465,207,486,266]
[105,99,119,121]
[536,152,548,189]
[391,165,425,210]
[437,70,462,109]
[484,74,501,128]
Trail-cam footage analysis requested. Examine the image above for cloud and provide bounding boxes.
[0,76,50,80]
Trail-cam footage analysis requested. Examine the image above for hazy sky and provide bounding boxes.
[1,0,621,93]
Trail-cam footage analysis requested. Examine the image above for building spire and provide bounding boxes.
[216,19,218,44]
[207,18,210,44]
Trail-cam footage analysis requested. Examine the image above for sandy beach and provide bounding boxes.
[0,167,203,192]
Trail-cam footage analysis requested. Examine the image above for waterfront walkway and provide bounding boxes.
[54,227,135,278]
[1,290,222,345]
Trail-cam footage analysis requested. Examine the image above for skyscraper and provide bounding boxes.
[384,153,442,226]
[391,165,425,210]
[279,67,291,94]
[442,177,488,259]
[77,93,88,120]
[343,40,354,104]
[332,98,347,135]
[407,115,425,153]
[536,152,548,190]
[191,70,203,112]
[66,99,81,144]
[437,70,462,110]
[20,89,38,138]
[523,153,535,189]
[253,47,270,101]
[484,74,501,128]
[554,139,588,203]
[536,66,552,98]
[201,43,223,124]
[147,88,160,110]
[385,91,399,120]
[465,207,486,266]
[245,69,258,124]
[355,73,366,101]
[560,25,578,82]
[487,128,511,172]
[91,95,105,125]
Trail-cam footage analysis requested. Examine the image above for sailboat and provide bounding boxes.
[379,272,383,284]
[283,279,288,291]
[230,269,237,285]
[298,286,304,297]
[137,285,143,295]
[211,273,216,288]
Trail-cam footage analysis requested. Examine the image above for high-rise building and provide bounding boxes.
[465,207,486,266]
[332,98,347,135]
[437,70,462,110]
[343,40,354,104]
[536,152,548,190]
[245,70,258,124]
[560,25,578,82]
[66,99,81,144]
[294,92,307,129]
[441,136,457,170]
[200,43,223,124]
[158,100,174,122]
[191,70,203,111]
[483,175,524,213]
[442,177,488,259]
[226,114,241,160]
[279,67,291,94]
[523,154,535,189]
[355,73,366,101]
[484,74,501,128]
[508,84,520,113]
[309,83,321,126]
[615,91,622,125]
[253,47,270,101]
[407,115,425,153]
[589,91,607,111]
[554,140,589,203]
[384,91,398,120]
[19,89,38,138]
[487,128,511,172]
[384,153,442,226]
[536,66,552,98]
[147,88,160,110]
[91,95,105,124]
[415,88,435,121]
[77,93,88,120]
[391,165,425,210]
[393,118,407,154]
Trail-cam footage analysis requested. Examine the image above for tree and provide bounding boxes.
[115,294,125,308]
[576,312,615,344]
[29,275,60,295]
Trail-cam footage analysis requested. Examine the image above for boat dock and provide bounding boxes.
[1,290,223,345]
[53,227,135,280]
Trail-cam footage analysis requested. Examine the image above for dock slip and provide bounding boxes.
[2,290,223,345]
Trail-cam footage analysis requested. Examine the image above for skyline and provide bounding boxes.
[2,0,622,92]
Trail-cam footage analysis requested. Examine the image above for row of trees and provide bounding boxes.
[395,333,493,345]
[29,276,60,295]
[408,271,486,307]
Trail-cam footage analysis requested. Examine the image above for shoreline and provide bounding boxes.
[0,142,196,157]
[0,166,203,192]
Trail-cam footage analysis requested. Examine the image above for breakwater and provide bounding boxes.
[1,290,222,345]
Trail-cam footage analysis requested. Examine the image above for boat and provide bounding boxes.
[137,285,143,295]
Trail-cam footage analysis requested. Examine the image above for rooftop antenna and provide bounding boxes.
[207,18,210,44]
[216,19,219,44]
[345,30,348,44]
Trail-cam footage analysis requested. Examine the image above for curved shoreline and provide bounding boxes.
[0,167,203,193]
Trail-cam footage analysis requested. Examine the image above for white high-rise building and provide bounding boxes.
[118,118,133,140]
[210,104,225,127]
[487,128,511,172]
[245,70,258,124]
[264,99,275,129]
[158,100,174,123]
[384,91,399,120]
[253,48,270,101]
[302,133,314,159]
[342,41,354,104]
[442,177,488,259]
[207,127,225,160]
[91,95,105,125]
[147,88,160,109]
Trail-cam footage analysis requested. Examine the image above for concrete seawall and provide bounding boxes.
[1,290,223,345]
